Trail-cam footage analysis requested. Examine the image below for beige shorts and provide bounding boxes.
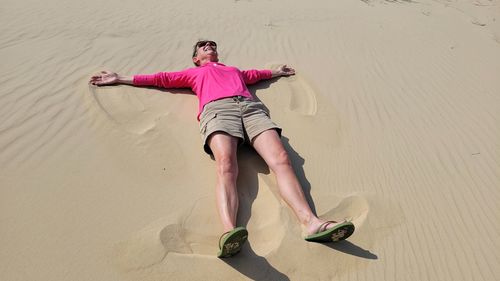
[199,96,282,155]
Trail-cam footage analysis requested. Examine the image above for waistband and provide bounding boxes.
[232,95,248,101]
[208,95,252,104]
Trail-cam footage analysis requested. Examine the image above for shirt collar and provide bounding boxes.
[200,62,226,67]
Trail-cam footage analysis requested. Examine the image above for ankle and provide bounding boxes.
[303,216,320,229]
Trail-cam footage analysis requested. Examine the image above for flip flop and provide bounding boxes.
[217,226,248,258]
[305,221,355,243]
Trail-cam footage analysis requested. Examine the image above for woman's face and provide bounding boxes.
[192,41,218,66]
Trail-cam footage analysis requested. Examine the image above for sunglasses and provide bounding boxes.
[192,40,218,61]
[196,40,217,49]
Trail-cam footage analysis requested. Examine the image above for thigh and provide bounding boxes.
[208,132,239,164]
[251,129,288,168]
[241,100,282,143]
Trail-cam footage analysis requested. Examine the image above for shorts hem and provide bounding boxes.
[203,130,245,155]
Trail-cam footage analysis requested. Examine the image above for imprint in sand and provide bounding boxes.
[112,194,287,276]
[268,65,318,116]
[89,85,176,134]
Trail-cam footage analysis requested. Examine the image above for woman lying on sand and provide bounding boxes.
[89,40,355,258]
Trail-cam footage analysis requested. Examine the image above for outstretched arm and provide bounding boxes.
[271,65,295,78]
[241,65,296,85]
[89,71,133,86]
[90,70,194,89]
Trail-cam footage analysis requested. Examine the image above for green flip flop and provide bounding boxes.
[217,226,248,258]
[305,221,355,243]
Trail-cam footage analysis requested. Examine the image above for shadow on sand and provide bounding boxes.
[324,240,378,259]
[222,244,290,281]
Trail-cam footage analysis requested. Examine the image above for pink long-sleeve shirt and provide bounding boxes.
[133,62,272,120]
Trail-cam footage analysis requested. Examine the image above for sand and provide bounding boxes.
[1,0,499,280]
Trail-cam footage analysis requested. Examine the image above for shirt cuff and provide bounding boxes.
[133,74,156,86]
[262,70,273,79]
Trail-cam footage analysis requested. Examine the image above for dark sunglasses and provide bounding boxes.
[196,40,217,49]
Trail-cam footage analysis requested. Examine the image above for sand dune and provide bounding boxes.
[1,0,499,280]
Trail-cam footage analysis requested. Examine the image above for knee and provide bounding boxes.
[268,149,292,172]
[216,154,238,178]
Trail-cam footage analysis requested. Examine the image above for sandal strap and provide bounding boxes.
[317,220,338,233]
[218,230,232,249]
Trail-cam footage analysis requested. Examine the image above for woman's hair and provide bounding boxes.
[192,40,203,59]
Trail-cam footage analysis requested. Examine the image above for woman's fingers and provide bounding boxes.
[279,65,295,76]
[89,74,104,85]
[280,65,295,75]
[90,71,110,85]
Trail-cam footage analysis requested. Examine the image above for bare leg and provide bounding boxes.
[208,132,240,233]
[252,129,340,235]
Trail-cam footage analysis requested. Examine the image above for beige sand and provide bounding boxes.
[1,0,499,280]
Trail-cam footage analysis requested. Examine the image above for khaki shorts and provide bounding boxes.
[199,96,282,155]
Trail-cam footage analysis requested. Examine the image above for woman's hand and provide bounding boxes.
[89,71,120,86]
[272,65,295,78]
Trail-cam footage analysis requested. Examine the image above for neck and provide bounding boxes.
[199,58,219,66]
